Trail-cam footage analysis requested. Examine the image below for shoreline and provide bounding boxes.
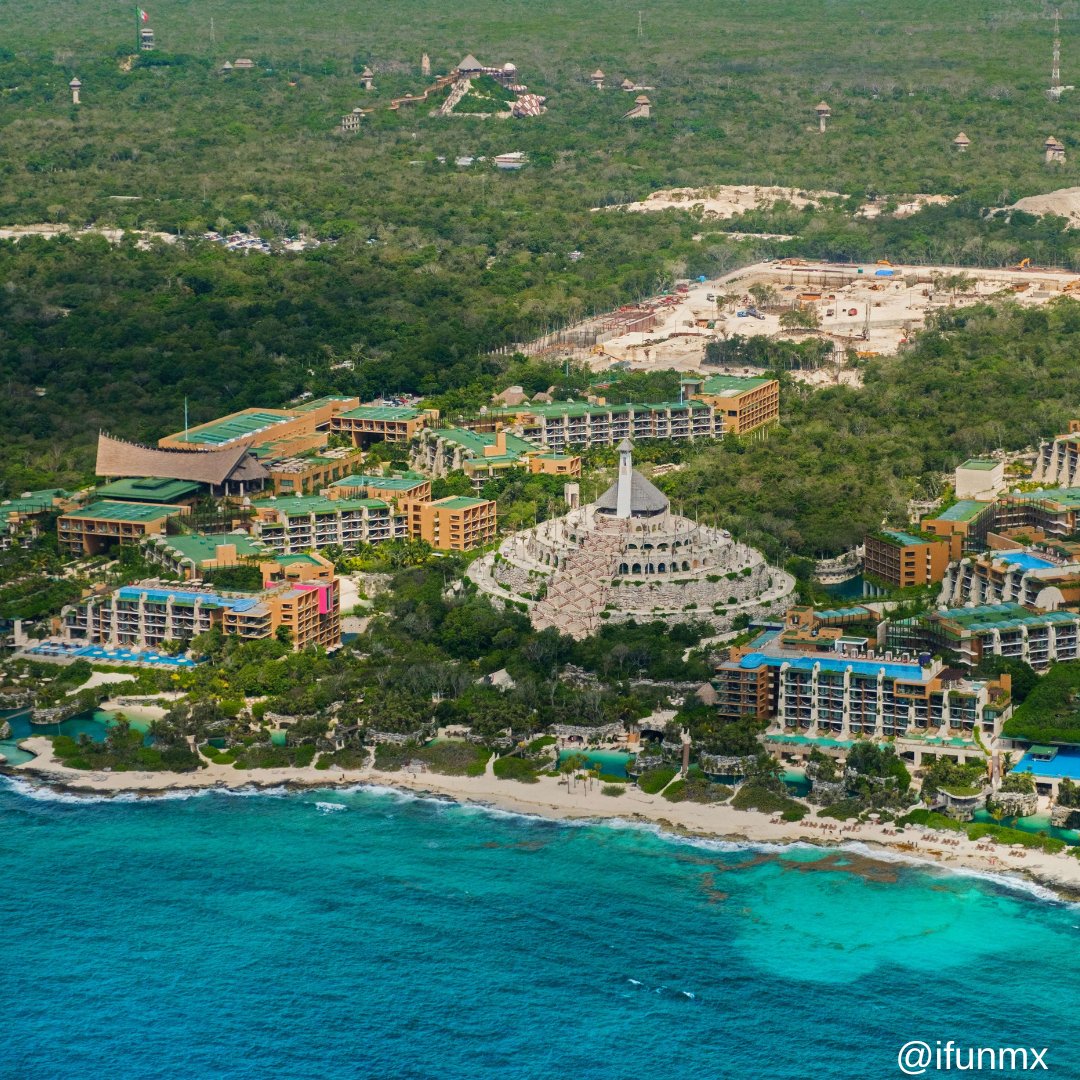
[7,737,1080,904]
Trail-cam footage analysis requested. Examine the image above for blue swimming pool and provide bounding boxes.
[995,552,1055,572]
[28,643,198,667]
[738,652,924,682]
[1014,746,1080,780]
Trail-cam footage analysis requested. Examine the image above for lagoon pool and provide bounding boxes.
[970,809,1080,847]
[557,750,633,778]
[0,707,152,765]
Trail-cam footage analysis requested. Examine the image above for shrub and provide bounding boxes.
[732,781,805,818]
[601,784,625,797]
[638,767,678,794]
[493,755,540,783]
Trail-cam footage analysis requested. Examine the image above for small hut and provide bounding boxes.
[620,78,635,91]
[624,94,651,119]
[952,132,971,152]
[815,100,831,133]
[1045,135,1066,164]
[69,77,82,105]
[590,68,605,90]
[360,66,375,91]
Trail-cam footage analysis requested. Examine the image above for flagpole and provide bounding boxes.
[135,4,140,53]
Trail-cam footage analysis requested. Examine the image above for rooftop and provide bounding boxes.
[959,458,1000,471]
[257,495,389,517]
[96,477,203,503]
[935,603,1080,633]
[331,473,428,491]
[931,499,992,523]
[173,409,291,447]
[338,405,423,421]
[155,532,266,565]
[1010,487,1080,511]
[433,496,492,510]
[690,374,773,396]
[877,528,932,547]
[432,428,538,458]
[487,399,711,420]
[292,394,357,413]
[63,500,180,523]
[274,553,324,566]
[0,488,68,525]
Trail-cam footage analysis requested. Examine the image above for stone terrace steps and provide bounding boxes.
[531,522,628,638]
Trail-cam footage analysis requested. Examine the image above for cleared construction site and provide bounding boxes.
[524,259,1080,385]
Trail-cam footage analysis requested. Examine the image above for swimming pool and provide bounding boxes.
[28,643,198,667]
[995,552,1055,572]
[557,750,634,778]
[738,652,925,682]
[1014,746,1080,780]
[765,734,855,749]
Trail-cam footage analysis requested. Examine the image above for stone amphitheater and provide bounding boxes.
[468,440,795,637]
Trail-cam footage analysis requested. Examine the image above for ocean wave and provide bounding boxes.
[838,839,1078,907]
[314,801,347,814]
[0,775,208,804]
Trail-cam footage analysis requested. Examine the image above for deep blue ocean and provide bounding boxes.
[2,777,1079,1080]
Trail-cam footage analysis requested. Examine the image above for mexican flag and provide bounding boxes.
[139,8,149,21]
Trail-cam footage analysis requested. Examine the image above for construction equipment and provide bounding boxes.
[1013,258,1032,270]
[875,259,893,267]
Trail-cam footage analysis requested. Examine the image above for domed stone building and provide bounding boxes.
[468,441,795,637]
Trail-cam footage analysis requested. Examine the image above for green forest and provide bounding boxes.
[5,0,1080,559]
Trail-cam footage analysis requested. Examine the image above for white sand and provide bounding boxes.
[67,672,137,695]
[11,738,1080,900]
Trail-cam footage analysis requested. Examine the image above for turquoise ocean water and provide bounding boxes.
[2,776,1079,1080]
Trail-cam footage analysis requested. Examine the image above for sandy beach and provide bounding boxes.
[7,738,1080,902]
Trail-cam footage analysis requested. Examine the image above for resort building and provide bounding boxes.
[938,544,1080,611]
[681,375,781,436]
[58,500,186,557]
[468,440,794,636]
[992,487,1080,540]
[96,432,270,497]
[158,396,359,451]
[1032,421,1080,487]
[481,400,725,452]
[61,576,341,653]
[400,495,497,551]
[922,499,996,552]
[143,532,270,580]
[415,427,582,488]
[714,609,1012,764]
[528,453,582,478]
[250,495,405,554]
[890,603,1080,673]
[0,489,74,550]
[329,405,432,447]
[863,529,956,588]
[261,446,361,495]
[327,472,432,504]
[954,458,1006,501]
